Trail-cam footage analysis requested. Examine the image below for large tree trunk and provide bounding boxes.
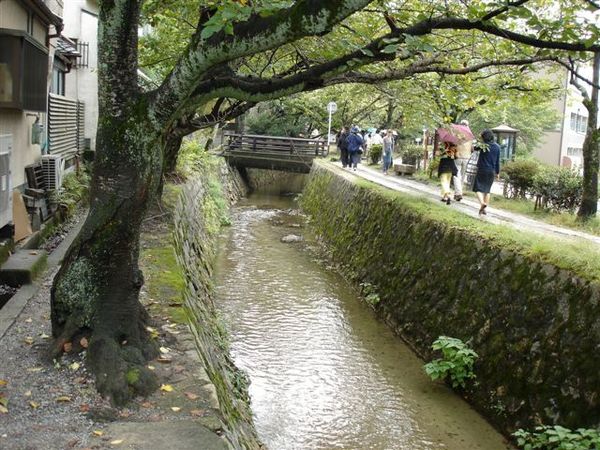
[577,52,599,219]
[51,115,162,404]
[50,0,162,404]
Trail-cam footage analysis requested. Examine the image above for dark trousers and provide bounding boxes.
[340,148,349,167]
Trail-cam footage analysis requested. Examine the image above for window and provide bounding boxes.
[51,60,66,96]
[570,112,588,133]
[0,30,48,111]
[567,147,583,157]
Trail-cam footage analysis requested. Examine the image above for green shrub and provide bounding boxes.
[360,282,380,306]
[532,165,583,212]
[513,425,600,450]
[427,157,440,178]
[51,170,91,216]
[401,144,423,166]
[369,144,383,165]
[502,159,540,199]
[424,336,478,388]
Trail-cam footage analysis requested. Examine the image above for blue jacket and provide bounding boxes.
[477,142,501,174]
[346,133,364,154]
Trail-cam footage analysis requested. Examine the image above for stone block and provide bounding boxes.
[0,249,48,286]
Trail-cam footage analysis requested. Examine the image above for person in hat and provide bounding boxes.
[452,120,473,201]
[346,126,364,171]
[473,129,501,215]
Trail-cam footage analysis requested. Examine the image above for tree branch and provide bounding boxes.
[150,0,371,127]
[480,0,531,22]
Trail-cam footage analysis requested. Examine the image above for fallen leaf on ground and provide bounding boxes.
[159,347,170,354]
[29,401,40,409]
[63,342,73,353]
[80,337,89,348]
[184,392,199,400]
[0,396,8,407]
[159,384,174,392]
[69,362,80,371]
[24,337,34,345]
[170,407,181,412]
[27,367,42,372]
[56,396,72,402]
[25,318,32,323]
[156,357,172,363]
[140,401,153,408]
[92,430,104,437]
[147,365,155,371]
[0,380,7,386]
[40,333,50,339]
[0,405,8,414]
[190,409,205,417]
[23,391,32,397]
[110,439,124,445]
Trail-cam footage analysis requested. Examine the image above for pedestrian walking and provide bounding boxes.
[438,143,458,204]
[452,120,473,201]
[337,126,350,168]
[346,126,364,171]
[382,130,394,175]
[473,129,501,215]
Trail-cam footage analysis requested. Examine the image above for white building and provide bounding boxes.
[62,0,98,152]
[532,63,597,170]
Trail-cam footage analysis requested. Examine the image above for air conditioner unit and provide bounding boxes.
[0,135,12,229]
[41,154,64,190]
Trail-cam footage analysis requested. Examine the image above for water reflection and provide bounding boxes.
[214,194,511,450]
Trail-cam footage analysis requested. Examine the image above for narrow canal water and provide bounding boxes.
[214,194,511,450]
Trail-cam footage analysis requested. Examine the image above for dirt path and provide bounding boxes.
[0,208,227,450]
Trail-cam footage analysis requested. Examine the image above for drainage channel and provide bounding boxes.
[214,193,512,450]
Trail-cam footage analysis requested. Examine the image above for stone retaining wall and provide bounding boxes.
[300,162,600,434]
[173,160,261,449]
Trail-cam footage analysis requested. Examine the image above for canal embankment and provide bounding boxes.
[300,160,600,435]
[173,155,263,449]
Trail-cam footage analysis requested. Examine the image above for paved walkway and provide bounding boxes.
[332,161,600,246]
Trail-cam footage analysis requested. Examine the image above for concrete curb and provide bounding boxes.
[0,213,86,340]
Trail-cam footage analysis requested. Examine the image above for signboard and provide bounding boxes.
[327,101,337,113]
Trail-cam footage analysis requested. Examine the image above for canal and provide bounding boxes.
[214,193,511,450]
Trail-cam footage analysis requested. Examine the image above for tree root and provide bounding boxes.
[88,336,159,406]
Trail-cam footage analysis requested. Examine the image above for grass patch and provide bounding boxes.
[353,175,600,282]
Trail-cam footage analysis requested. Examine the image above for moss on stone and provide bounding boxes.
[301,161,600,434]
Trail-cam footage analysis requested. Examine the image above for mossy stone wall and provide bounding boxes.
[173,160,261,449]
[300,163,600,434]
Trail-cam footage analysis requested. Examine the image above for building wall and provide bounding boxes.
[532,130,562,166]
[64,0,98,151]
[0,111,43,187]
[534,64,599,170]
[0,0,29,30]
[0,0,49,189]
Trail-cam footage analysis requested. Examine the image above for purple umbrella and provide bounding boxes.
[436,124,475,144]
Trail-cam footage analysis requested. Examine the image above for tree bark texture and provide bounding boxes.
[577,52,599,219]
[51,0,162,404]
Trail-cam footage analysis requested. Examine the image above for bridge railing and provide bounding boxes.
[223,132,328,157]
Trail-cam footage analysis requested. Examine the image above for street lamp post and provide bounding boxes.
[327,101,337,148]
[422,128,429,170]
